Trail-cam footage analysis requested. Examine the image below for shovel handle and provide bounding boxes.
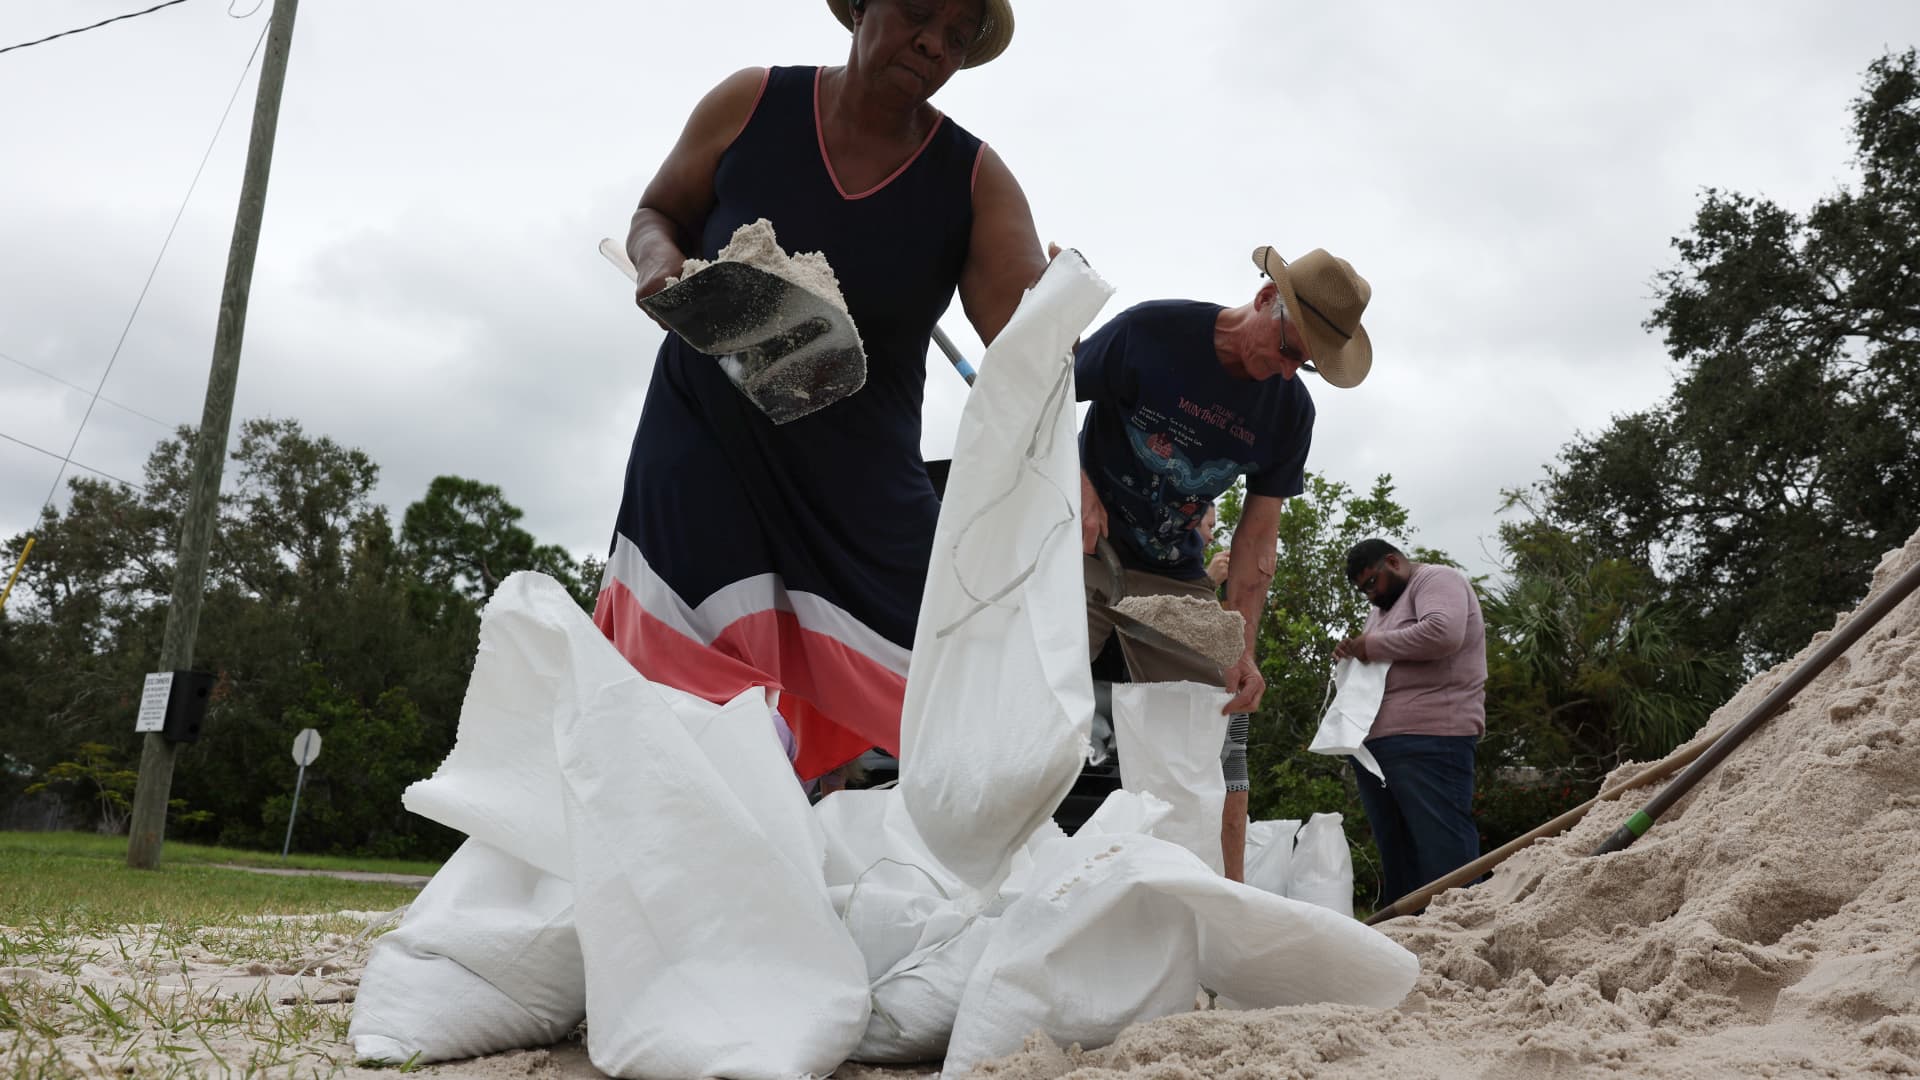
[930,325,977,385]
[599,237,639,283]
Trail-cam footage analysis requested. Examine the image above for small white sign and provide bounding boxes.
[292,728,322,767]
[135,672,174,733]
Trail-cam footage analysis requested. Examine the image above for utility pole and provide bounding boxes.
[127,0,301,870]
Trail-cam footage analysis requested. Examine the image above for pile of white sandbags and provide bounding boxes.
[349,255,1417,1078]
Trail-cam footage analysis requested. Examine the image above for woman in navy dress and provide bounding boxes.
[595,0,1045,779]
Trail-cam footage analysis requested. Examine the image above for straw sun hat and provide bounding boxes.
[825,0,1014,69]
[1251,246,1374,389]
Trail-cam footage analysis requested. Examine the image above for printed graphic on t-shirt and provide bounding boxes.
[1116,410,1250,562]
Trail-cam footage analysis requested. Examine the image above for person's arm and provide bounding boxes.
[1220,493,1283,714]
[1364,570,1471,662]
[957,146,1047,345]
[626,68,768,309]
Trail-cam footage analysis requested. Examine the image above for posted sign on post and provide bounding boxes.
[135,672,174,733]
[281,728,322,859]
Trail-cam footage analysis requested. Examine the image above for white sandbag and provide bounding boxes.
[853,896,999,1064]
[350,838,584,1064]
[943,830,1419,1077]
[835,881,958,983]
[816,786,960,896]
[550,641,870,1080]
[1310,658,1389,782]
[900,252,1115,894]
[1109,682,1233,874]
[1244,818,1301,897]
[665,681,828,886]
[1286,812,1355,918]
[401,574,581,879]
[1074,787,1174,838]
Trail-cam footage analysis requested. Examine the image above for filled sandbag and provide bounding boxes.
[350,838,585,1064]
[943,829,1418,1077]
[900,252,1114,894]
[852,896,999,1064]
[1287,812,1356,917]
[550,636,870,1080]
[1243,818,1302,897]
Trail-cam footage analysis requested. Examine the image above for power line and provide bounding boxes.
[0,430,145,490]
[0,0,195,56]
[0,350,176,429]
[35,19,269,522]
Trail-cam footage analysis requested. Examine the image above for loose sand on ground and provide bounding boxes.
[10,530,1918,1078]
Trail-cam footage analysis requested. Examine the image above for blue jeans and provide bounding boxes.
[1351,734,1480,910]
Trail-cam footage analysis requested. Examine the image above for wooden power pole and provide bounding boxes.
[127,0,302,870]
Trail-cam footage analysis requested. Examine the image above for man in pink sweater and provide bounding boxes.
[1332,538,1487,909]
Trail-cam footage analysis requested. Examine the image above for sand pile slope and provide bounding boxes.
[969,528,1920,1079]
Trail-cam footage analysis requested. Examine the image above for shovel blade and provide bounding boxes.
[640,262,866,424]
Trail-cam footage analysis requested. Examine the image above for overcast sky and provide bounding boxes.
[3,1,1915,586]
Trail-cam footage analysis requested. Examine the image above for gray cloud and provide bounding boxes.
[4,0,1916,591]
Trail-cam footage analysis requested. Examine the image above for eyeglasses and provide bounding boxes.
[1353,563,1386,594]
[1272,296,1316,373]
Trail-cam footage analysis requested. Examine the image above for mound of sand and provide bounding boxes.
[969,528,1920,1078]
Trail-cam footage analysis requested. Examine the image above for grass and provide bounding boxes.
[4,831,442,877]
[0,831,435,1077]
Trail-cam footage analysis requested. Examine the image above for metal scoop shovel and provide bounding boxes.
[599,237,867,424]
[1092,536,1223,674]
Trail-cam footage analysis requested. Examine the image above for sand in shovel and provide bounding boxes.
[1113,595,1245,670]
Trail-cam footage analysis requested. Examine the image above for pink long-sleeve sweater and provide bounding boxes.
[1363,563,1487,739]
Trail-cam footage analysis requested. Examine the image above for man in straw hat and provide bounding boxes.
[1078,245,1373,881]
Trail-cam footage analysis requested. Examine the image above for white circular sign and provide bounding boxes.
[291,728,322,767]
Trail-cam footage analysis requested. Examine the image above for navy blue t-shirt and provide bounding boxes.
[1075,300,1315,578]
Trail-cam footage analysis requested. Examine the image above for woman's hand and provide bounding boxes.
[628,239,690,330]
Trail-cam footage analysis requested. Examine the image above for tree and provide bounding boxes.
[0,419,591,857]
[401,476,594,609]
[1481,516,1732,778]
[1541,51,1920,667]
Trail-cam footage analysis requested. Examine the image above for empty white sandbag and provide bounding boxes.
[1110,682,1233,874]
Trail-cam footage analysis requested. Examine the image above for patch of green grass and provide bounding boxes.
[0,832,428,928]
[1,830,441,877]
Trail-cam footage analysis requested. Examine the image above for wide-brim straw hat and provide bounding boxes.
[1251,246,1373,389]
[826,0,1014,69]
